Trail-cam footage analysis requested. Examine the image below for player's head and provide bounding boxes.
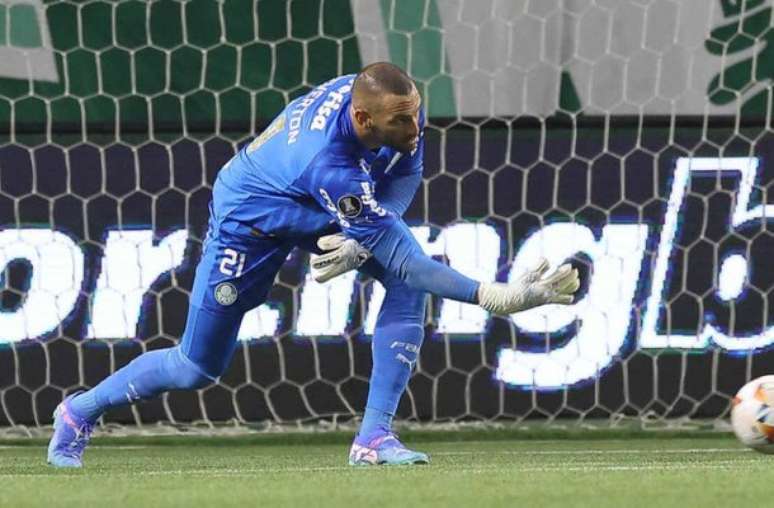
[351,62,421,153]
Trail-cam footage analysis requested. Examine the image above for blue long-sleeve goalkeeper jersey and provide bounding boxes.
[212,74,479,303]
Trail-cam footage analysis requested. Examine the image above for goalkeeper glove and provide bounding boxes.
[310,233,372,283]
[477,257,580,315]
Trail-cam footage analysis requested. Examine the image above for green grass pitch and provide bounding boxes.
[1,432,770,508]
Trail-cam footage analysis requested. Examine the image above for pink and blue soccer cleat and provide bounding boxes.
[348,432,429,466]
[47,393,94,468]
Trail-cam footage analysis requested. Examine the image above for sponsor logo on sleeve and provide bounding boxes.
[337,194,363,218]
[359,182,387,216]
[319,188,351,228]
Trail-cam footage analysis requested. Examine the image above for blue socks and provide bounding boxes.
[360,407,394,437]
[70,275,426,439]
[359,322,424,439]
[70,346,214,422]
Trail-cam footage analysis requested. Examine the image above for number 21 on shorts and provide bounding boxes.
[219,248,246,277]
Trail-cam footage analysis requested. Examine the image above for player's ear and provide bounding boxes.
[353,108,372,129]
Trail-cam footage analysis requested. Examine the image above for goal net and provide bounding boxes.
[1,0,772,433]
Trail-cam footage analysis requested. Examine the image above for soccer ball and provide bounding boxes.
[731,375,774,454]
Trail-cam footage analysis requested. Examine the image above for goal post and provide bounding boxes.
[0,0,772,431]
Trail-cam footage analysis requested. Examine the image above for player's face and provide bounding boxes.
[371,91,422,153]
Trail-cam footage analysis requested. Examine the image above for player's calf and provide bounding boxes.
[47,347,217,468]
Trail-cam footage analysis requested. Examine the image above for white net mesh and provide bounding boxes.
[0,0,772,434]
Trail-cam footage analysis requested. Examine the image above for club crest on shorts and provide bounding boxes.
[337,194,363,218]
[214,282,238,306]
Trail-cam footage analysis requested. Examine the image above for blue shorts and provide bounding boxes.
[177,213,422,379]
[179,217,295,378]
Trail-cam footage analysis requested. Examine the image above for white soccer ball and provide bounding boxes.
[731,375,774,454]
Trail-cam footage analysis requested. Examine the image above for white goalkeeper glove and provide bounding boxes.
[310,233,372,283]
[477,257,580,315]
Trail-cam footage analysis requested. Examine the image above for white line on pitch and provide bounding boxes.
[0,459,766,478]
[0,445,149,450]
[433,448,750,456]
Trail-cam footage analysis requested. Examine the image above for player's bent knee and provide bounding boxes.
[175,367,214,390]
[165,347,218,390]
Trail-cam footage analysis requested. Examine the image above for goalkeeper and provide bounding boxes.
[47,63,579,468]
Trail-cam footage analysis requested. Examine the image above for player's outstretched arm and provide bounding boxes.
[302,160,579,312]
[369,219,579,313]
[309,227,579,313]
